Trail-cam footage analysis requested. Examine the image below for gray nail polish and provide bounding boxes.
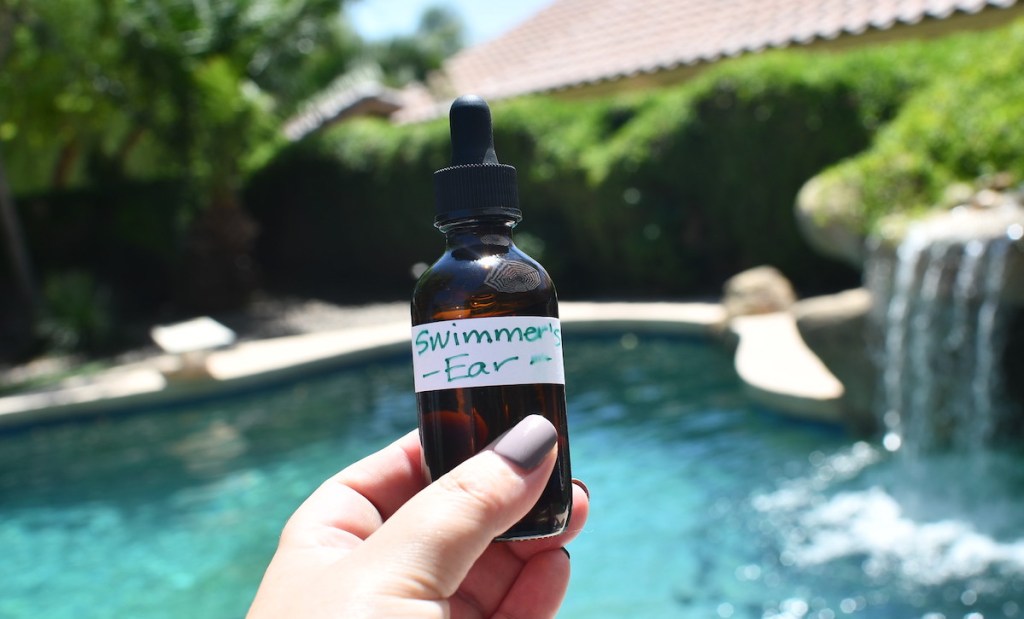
[492,415,557,469]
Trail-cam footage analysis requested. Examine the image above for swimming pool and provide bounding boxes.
[1,334,1022,618]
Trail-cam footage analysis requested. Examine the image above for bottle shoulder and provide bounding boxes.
[412,245,557,323]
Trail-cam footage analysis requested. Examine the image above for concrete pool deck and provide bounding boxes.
[0,301,844,429]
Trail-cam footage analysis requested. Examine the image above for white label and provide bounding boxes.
[411,316,564,393]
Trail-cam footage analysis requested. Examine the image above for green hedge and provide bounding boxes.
[245,19,1022,300]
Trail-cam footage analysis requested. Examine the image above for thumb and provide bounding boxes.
[353,414,559,599]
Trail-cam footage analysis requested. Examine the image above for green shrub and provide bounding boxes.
[36,270,113,353]
[804,19,1024,234]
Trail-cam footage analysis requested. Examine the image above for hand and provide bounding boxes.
[247,415,590,619]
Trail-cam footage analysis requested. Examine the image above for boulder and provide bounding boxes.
[722,266,796,319]
[792,288,878,435]
[794,172,867,268]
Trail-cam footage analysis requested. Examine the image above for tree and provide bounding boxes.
[374,5,466,85]
[0,1,38,353]
[0,151,35,342]
[0,0,362,190]
[0,0,362,336]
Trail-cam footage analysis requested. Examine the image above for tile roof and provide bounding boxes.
[393,0,1020,122]
[283,65,403,140]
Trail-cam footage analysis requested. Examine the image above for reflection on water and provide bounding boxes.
[169,420,248,475]
[0,334,1021,619]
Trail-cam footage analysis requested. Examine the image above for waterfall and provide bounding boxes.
[869,203,1022,453]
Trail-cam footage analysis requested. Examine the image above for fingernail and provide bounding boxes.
[491,415,557,470]
[572,478,590,499]
[560,547,571,560]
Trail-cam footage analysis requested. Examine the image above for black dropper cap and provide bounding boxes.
[433,95,521,226]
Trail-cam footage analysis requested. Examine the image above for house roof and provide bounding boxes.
[393,0,1021,122]
[283,65,404,141]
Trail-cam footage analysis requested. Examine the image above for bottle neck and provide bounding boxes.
[439,216,518,250]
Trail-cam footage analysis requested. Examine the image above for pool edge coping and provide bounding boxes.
[0,301,846,429]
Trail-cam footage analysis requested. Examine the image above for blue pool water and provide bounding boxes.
[1,334,1022,618]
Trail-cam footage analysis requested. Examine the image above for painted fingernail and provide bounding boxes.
[560,547,571,560]
[492,415,557,470]
[572,478,590,499]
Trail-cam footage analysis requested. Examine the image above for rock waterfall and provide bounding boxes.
[868,198,1024,453]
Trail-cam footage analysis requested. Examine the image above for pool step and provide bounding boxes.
[729,312,845,423]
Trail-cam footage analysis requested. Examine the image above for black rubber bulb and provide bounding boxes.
[449,95,499,166]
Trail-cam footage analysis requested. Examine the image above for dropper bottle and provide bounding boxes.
[411,95,572,540]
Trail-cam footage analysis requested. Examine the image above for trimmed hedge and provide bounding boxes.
[243,118,450,300]
[246,18,1021,301]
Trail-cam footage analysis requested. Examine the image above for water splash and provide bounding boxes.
[752,444,1024,592]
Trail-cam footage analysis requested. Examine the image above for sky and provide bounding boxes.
[348,0,553,45]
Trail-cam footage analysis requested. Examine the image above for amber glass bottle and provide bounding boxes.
[411,95,571,540]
